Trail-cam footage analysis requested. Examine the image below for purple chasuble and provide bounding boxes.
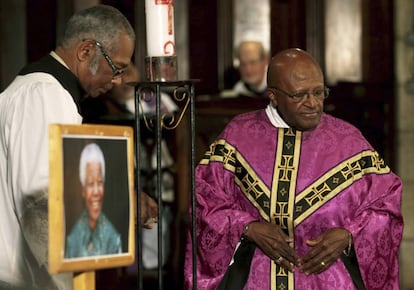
[184,109,403,290]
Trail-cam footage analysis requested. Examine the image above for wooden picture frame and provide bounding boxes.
[48,124,135,274]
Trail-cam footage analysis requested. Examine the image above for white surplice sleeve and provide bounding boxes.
[0,72,81,288]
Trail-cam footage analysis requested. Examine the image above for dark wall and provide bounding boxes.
[333,0,395,165]
[362,0,395,83]
[188,1,218,94]
[26,0,57,62]
[24,0,395,91]
[101,0,135,31]
[270,0,307,55]
[25,0,135,63]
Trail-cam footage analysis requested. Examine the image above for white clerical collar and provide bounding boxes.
[265,104,289,128]
[50,51,69,69]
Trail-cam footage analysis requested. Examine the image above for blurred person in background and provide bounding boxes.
[221,40,269,98]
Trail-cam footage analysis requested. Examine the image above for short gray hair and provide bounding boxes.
[79,143,105,186]
[236,41,268,60]
[59,4,135,52]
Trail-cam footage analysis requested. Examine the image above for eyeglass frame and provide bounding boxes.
[88,39,125,78]
[269,86,330,102]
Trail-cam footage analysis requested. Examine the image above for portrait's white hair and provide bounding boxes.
[79,143,105,186]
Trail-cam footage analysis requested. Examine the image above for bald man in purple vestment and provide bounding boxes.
[184,48,403,290]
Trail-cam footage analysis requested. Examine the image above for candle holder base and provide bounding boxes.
[145,56,178,82]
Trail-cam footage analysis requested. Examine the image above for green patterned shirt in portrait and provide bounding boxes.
[65,210,122,258]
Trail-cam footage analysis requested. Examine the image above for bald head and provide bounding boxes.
[266,48,326,131]
[267,48,323,89]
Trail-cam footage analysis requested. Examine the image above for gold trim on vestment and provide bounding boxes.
[293,150,390,225]
[200,139,272,221]
[270,128,300,290]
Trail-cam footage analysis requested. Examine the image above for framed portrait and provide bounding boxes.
[48,124,135,274]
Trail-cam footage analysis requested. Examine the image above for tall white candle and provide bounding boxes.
[145,0,176,57]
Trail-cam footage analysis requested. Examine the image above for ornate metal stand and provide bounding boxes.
[132,80,197,290]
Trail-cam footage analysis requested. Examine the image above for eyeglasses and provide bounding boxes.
[270,86,330,102]
[90,40,125,78]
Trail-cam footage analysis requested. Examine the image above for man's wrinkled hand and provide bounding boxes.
[139,192,158,229]
[299,227,350,275]
[245,222,300,272]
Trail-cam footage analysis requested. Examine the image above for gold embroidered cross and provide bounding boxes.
[272,202,290,229]
[304,183,331,206]
[241,175,263,199]
[278,155,295,182]
[221,148,235,165]
[372,154,385,171]
[340,161,362,179]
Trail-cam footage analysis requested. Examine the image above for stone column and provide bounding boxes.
[395,0,414,289]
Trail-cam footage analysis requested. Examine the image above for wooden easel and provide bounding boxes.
[74,271,95,290]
